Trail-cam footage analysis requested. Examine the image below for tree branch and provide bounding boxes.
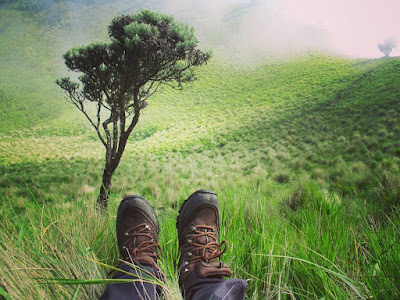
[102,117,113,163]
[112,116,118,159]
[64,91,107,147]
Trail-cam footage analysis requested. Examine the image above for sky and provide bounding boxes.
[226,0,400,58]
[59,0,400,60]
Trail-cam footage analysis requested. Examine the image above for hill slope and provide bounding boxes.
[1,6,400,299]
[1,55,399,204]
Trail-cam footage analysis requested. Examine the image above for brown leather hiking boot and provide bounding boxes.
[176,190,232,287]
[116,195,161,268]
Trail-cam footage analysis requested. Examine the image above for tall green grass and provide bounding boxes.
[1,182,399,299]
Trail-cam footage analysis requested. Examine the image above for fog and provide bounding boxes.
[162,0,329,60]
[54,0,399,63]
[280,0,400,58]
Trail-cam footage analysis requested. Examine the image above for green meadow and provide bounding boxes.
[1,4,400,299]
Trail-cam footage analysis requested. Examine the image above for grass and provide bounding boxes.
[1,184,399,298]
[1,4,400,299]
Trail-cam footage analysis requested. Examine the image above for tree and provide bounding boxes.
[377,38,397,58]
[56,10,211,208]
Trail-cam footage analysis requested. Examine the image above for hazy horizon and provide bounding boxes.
[222,0,399,58]
[54,0,399,60]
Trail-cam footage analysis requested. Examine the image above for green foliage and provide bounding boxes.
[1,6,400,297]
[0,284,11,300]
[60,10,211,99]
[56,9,211,206]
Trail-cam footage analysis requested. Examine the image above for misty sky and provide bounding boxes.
[60,0,399,59]
[226,0,399,57]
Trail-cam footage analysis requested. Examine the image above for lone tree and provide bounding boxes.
[57,10,210,208]
[377,38,396,58]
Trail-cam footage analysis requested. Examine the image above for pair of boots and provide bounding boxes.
[100,190,247,300]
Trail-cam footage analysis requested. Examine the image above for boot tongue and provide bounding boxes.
[192,207,219,246]
[127,224,157,249]
[192,207,218,228]
[122,210,157,248]
[128,235,147,249]
[193,227,216,245]
[124,225,159,267]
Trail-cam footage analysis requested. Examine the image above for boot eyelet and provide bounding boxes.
[187,239,192,243]
[184,268,189,273]
[182,261,188,266]
[191,226,196,231]
[124,232,129,236]
[145,225,150,229]
[122,246,127,249]
[188,252,192,256]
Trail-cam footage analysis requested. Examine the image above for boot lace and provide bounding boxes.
[123,223,161,259]
[186,225,228,264]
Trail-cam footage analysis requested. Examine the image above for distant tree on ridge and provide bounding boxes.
[377,38,397,58]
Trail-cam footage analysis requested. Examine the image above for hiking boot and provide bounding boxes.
[176,190,232,287]
[116,195,161,268]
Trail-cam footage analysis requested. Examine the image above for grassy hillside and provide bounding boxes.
[1,5,400,300]
[0,9,72,132]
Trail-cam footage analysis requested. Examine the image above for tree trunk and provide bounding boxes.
[97,166,113,209]
[96,116,135,209]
